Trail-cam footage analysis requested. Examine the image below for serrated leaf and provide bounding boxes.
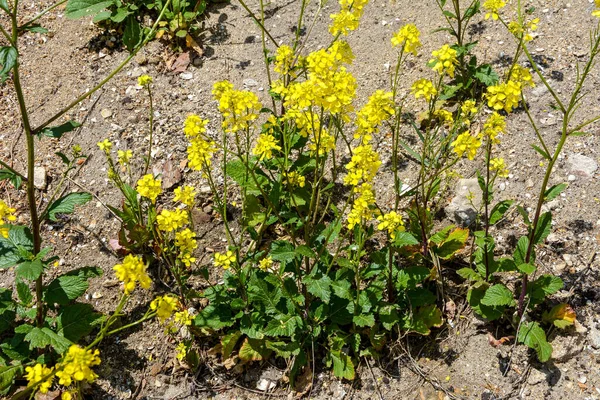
[542,303,575,329]
[489,200,514,225]
[529,275,563,301]
[45,267,102,305]
[0,225,34,269]
[394,231,419,247]
[396,266,430,290]
[264,315,301,337]
[0,46,17,82]
[518,321,552,362]
[270,240,296,263]
[221,331,242,360]
[16,258,43,281]
[409,305,443,335]
[56,303,103,342]
[238,338,269,362]
[0,289,16,334]
[352,313,375,328]
[429,225,454,245]
[516,262,535,274]
[0,167,23,189]
[456,267,482,281]
[24,327,72,353]
[65,0,112,18]
[436,228,469,259]
[513,236,529,266]
[303,275,332,304]
[481,284,514,306]
[248,275,282,314]
[46,192,92,222]
[533,212,552,244]
[0,364,23,393]
[329,350,355,380]
[39,121,81,139]
[16,280,33,305]
[123,16,142,51]
[379,306,399,331]
[468,286,505,321]
[295,245,316,259]
[266,341,300,358]
[544,183,567,202]
[474,64,499,86]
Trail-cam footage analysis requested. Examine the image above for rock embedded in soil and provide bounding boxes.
[100,108,113,119]
[33,166,47,189]
[568,153,598,178]
[445,178,482,227]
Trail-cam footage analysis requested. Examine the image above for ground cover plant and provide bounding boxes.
[1,0,600,398]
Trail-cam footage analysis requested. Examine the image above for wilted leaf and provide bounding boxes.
[542,303,576,329]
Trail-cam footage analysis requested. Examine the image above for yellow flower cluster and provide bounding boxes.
[509,65,535,88]
[460,100,478,118]
[490,157,509,178]
[138,75,153,87]
[0,199,16,238]
[97,139,112,154]
[486,80,521,113]
[274,45,295,75]
[253,134,282,160]
[308,129,337,156]
[176,342,187,361]
[482,112,506,143]
[329,0,369,36]
[175,228,197,267]
[25,364,53,393]
[377,211,405,239]
[259,257,273,270]
[344,144,382,186]
[214,250,236,270]
[113,254,151,295]
[157,209,189,232]
[391,24,422,55]
[56,345,101,386]
[174,309,193,326]
[451,131,482,160]
[150,295,178,323]
[184,114,209,138]
[117,149,133,165]
[347,183,376,229]
[174,185,196,208]
[483,0,506,20]
[213,81,262,133]
[136,174,162,203]
[355,90,395,143]
[508,17,539,42]
[594,0,600,17]
[188,135,217,171]
[430,45,458,77]
[283,171,306,188]
[434,109,454,126]
[411,79,437,101]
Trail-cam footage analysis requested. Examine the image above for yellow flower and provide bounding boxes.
[174,309,193,326]
[253,134,281,160]
[411,79,437,101]
[150,295,178,323]
[213,81,262,133]
[483,0,506,20]
[56,345,101,386]
[347,183,377,229]
[434,109,454,126]
[274,45,295,75]
[157,209,189,232]
[117,149,133,165]
[138,75,153,87]
[391,24,421,55]
[490,157,509,178]
[214,250,236,270]
[175,228,197,267]
[451,131,481,160]
[483,112,506,143]
[258,257,273,270]
[136,174,162,203]
[25,364,54,393]
[176,342,187,361]
[486,81,521,113]
[460,100,478,117]
[283,171,306,188]
[308,129,336,156]
[183,114,209,138]
[377,211,405,239]
[430,45,458,77]
[329,9,359,36]
[344,144,382,186]
[509,65,535,88]
[97,139,112,153]
[0,199,17,238]
[355,90,395,143]
[61,391,75,400]
[113,254,151,295]
[174,185,196,208]
[188,137,217,171]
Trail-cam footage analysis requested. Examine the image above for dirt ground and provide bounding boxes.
[1,0,600,399]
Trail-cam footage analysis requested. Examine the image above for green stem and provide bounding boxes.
[0,159,26,181]
[236,0,278,47]
[143,86,154,175]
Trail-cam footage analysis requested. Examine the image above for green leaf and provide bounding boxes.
[45,267,102,305]
[352,314,375,328]
[65,0,113,18]
[0,0,9,12]
[435,228,469,259]
[221,331,242,360]
[110,7,131,22]
[92,9,111,21]
[22,25,49,34]
[0,364,23,393]
[303,275,332,304]
[456,267,482,282]
[266,341,300,358]
[0,289,16,334]
[0,46,17,82]
[238,338,270,361]
[295,245,316,259]
[263,315,301,337]
[396,266,430,290]
[542,303,576,329]
[16,258,43,281]
[474,64,499,86]
[194,304,236,330]
[379,306,399,330]
[0,167,23,189]
[39,121,81,139]
[0,225,33,269]
[513,236,529,266]
[533,212,552,244]
[123,16,142,51]
[517,263,536,275]
[409,305,443,335]
[531,144,551,161]
[225,160,266,196]
[467,286,504,321]
[16,280,33,305]
[518,321,552,362]
[394,232,419,248]
[329,350,355,380]
[481,284,514,306]
[24,327,72,353]
[529,275,563,301]
[544,183,567,202]
[56,303,103,342]
[248,274,282,315]
[269,240,296,263]
[429,225,454,245]
[489,200,514,225]
[46,192,92,222]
